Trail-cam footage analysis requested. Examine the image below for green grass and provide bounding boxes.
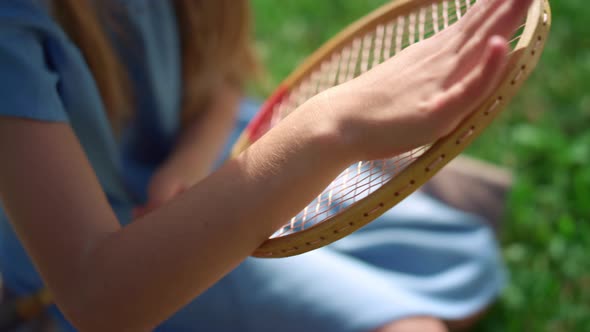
[251,0,590,331]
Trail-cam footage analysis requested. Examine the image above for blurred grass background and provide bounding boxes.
[251,0,590,331]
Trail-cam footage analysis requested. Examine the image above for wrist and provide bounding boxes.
[235,98,355,233]
[285,91,355,168]
[301,90,356,166]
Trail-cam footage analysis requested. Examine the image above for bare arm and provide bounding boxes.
[136,83,241,215]
[162,83,240,184]
[0,101,343,332]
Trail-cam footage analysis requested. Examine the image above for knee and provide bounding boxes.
[373,316,448,332]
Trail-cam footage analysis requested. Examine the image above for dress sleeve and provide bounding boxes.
[0,26,69,122]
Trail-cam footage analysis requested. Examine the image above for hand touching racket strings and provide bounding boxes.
[232,0,551,257]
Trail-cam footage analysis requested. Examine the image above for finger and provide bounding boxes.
[438,36,509,122]
[133,200,161,219]
[420,0,487,52]
[148,183,182,207]
[447,0,531,84]
[458,0,533,54]
[420,0,508,64]
[145,182,187,215]
[456,0,505,35]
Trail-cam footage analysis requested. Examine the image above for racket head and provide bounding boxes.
[233,0,551,258]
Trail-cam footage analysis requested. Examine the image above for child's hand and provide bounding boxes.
[132,84,240,220]
[132,167,189,219]
[312,0,532,161]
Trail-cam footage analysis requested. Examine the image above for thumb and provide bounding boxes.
[147,177,187,208]
[133,176,187,220]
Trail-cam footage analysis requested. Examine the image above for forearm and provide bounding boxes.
[72,99,345,331]
[163,84,241,184]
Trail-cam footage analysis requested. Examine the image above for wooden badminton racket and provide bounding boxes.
[232,0,551,258]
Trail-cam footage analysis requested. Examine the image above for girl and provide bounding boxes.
[0,0,530,331]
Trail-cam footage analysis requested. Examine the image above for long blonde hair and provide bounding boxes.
[51,0,258,132]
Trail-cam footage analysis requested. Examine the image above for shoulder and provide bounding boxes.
[0,0,56,31]
[0,0,61,56]
[0,0,68,122]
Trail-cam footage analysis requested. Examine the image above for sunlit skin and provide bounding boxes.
[0,0,532,331]
[132,83,242,218]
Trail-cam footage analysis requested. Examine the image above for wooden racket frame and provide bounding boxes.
[232,0,552,258]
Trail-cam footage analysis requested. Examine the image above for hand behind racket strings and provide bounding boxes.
[306,0,533,162]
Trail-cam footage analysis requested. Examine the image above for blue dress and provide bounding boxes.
[0,1,505,331]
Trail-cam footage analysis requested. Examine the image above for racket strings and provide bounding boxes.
[274,146,430,236]
[269,0,527,238]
